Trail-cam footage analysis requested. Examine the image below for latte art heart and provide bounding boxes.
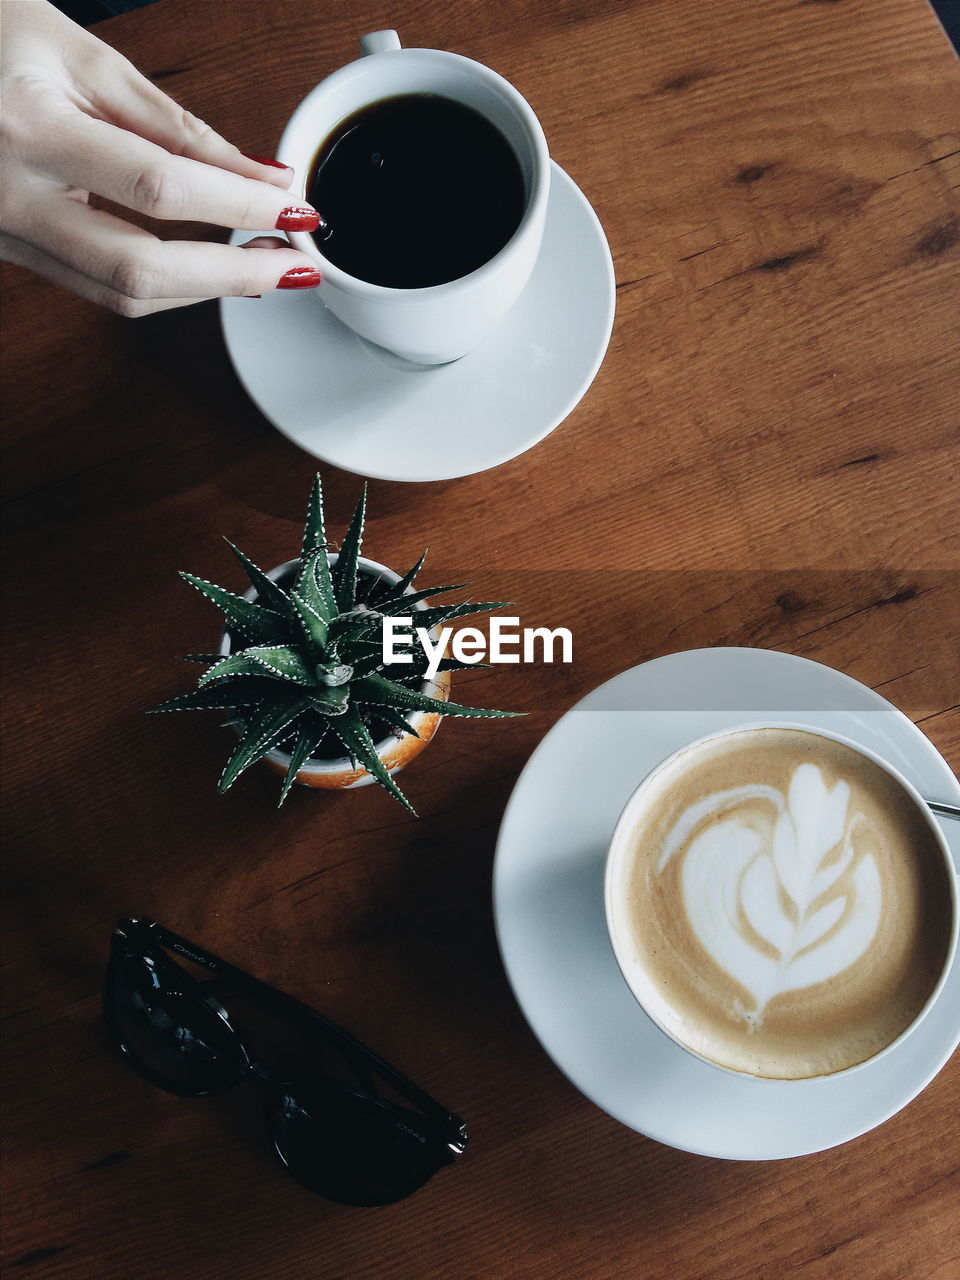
[660,764,883,1026]
[609,728,953,1079]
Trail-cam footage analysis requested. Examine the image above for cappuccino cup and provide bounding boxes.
[605,724,958,1081]
[277,31,550,364]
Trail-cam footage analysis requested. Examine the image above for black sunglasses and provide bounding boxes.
[103,917,468,1206]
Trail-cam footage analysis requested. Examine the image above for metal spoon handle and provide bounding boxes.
[927,800,960,820]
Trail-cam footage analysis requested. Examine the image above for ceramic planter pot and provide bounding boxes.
[220,554,451,791]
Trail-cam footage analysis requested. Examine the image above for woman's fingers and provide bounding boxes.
[0,0,317,312]
[18,194,322,299]
[81,49,296,190]
[0,228,211,316]
[34,0,296,192]
[0,231,299,316]
[32,110,321,233]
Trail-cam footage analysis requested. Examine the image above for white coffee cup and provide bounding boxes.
[604,722,959,1081]
[277,30,551,365]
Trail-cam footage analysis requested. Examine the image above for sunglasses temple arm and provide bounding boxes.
[145,920,465,1140]
[264,991,462,1136]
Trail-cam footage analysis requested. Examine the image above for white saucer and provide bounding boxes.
[220,162,615,482]
[493,648,960,1160]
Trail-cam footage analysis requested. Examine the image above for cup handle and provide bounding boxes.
[360,30,401,56]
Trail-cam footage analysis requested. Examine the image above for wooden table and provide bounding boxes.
[3,1,959,1276]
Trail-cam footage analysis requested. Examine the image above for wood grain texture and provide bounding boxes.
[2,1,958,1278]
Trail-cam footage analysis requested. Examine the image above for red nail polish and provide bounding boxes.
[277,267,323,290]
[244,295,261,299]
[276,206,322,232]
[243,153,291,171]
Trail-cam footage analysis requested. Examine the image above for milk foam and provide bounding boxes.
[660,762,882,1027]
[612,728,954,1079]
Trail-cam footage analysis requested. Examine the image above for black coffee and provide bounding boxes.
[306,93,526,289]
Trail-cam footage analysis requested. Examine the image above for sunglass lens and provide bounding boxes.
[105,949,245,1096]
[268,1077,449,1206]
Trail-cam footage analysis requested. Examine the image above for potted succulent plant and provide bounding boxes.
[152,476,517,812]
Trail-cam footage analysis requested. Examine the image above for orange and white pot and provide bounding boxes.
[220,555,450,791]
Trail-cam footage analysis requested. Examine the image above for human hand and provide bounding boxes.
[0,0,324,314]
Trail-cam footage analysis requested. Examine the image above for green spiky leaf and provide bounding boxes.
[199,645,314,687]
[196,654,277,686]
[370,550,426,604]
[324,630,379,667]
[372,582,467,615]
[349,650,388,680]
[244,645,316,684]
[300,474,329,559]
[150,679,269,713]
[277,719,330,807]
[180,573,287,645]
[353,673,521,719]
[307,686,349,716]
[224,540,292,617]
[329,635,385,679]
[295,547,336,628]
[336,634,383,660]
[370,704,420,739]
[316,663,353,687]
[409,601,512,634]
[289,588,329,650]
[330,704,415,813]
[332,485,366,612]
[326,608,382,645]
[218,695,313,792]
[407,656,493,677]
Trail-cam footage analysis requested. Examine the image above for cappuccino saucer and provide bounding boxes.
[493,647,960,1160]
[220,162,615,482]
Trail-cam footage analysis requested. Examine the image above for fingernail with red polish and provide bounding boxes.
[243,153,292,171]
[276,206,322,232]
[277,267,323,290]
[244,295,261,299]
